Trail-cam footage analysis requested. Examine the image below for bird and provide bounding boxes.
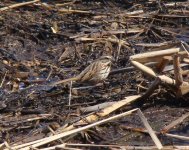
[50,55,114,86]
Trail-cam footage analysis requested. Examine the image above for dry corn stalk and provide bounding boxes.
[130,47,189,96]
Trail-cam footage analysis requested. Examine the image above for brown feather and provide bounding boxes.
[50,55,113,86]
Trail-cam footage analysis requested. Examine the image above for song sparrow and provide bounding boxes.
[51,55,113,86]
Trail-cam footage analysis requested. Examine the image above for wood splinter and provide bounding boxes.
[0,0,40,11]
[130,48,180,63]
[130,61,157,78]
[156,56,172,73]
[172,53,189,96]
[173,53,183,87]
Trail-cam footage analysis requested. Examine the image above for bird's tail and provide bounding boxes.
[50,77,78,86]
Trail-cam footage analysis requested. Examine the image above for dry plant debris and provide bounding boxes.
[0,0,189,149]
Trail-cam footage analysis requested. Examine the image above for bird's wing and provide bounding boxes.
[78,61,99,82]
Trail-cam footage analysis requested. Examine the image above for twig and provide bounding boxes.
[38,144,189,150]
[59,95,140,133]
[165,2,189,7]
[47,126,64,144]
[130,61,157,77]
[130,48,180,63]
[68,81,73,107]
[137,109,163,149]
[55,0,78,7]
[0,0,40,11]
[142,78,161,98]
[56,145,82,150]
[70,28,144,39]
[75,36,129,47]
[181,41,189,56]
[110,62,157,75]
[156,56,172,73]
[58,8,91,14]
[40,143,121,150]
[80,101,115,112]
[0,71,7,87]
[72,84,102,90]
[13,108,138,150]
[173,53,183,87]
[157,75,176,86]
[121,125,189,143]
[163,63,188,72]
[135,41,173,47]
[155,14,189,18]
[154,26,189,39]
[161,112,189,133]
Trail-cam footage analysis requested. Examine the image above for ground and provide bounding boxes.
[0,0,189,149]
